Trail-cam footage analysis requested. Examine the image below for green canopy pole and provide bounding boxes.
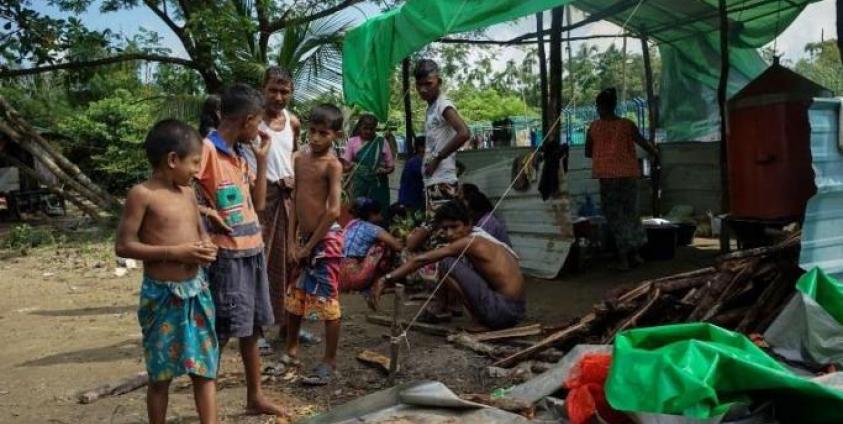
[718,0,731,218]
[401,58,414,149]
[641,35,661,217]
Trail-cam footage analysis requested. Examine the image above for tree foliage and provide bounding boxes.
[794,40,842,95]
[58,89,153,194]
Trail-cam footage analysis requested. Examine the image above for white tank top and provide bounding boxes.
[261,109,295,182]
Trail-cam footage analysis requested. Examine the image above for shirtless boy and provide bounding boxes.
[115,119,219,423]
[285,104,344,385]
[372,201,526,331]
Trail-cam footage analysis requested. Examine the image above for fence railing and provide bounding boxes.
[464,98,650,149]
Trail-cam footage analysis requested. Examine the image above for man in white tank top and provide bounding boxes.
[257,67,320,348]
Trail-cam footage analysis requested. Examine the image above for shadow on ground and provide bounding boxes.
[19,338,141,367]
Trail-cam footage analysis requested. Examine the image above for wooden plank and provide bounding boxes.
[366,314,452,337]
[493,313,596,368]
[472,324,542,342]
[78,372,148,404]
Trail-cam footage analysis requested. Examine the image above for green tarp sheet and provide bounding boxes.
[342,0,574,121]
[605,323,843,423]
[342,0,820,140]
[765,268,843,367]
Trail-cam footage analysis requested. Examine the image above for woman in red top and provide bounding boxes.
[585,88,658,270]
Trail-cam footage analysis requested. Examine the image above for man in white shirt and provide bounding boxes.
[415,59,471,217]
[406,59,471,253]
[257,67,323,347]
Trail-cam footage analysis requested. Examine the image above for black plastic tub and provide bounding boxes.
[675,222,698,246]
[642,224,678,261]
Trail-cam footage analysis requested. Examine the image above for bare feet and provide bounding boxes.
[245,394,288,417]
[368,277,386,311]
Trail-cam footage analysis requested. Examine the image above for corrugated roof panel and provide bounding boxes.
[461,157,574,279]
[800,98,843,277]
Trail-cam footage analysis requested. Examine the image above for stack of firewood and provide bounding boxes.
[489,232,803,368]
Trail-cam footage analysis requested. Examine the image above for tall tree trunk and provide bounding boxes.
[718,0,731,214]
[401,58,414,147]
[539,6,564,200]
[566,5,574,104]
[642,37,661,217]
[536,12,549,137]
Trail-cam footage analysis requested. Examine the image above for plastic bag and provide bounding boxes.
[606,323,843,423]
[565,353,629,424]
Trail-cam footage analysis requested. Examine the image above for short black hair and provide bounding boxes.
[220,83,263,119]
[352,113,378,137]
[263,66,293,86]
[463,190,493,217]
[434,200,471,225]
[350,196,382,221]
[461,183,480,197]
[413,136,425,151]
[596,87,618,110]
[144,119,203,167]
[309,103,344,131]
[414,59,440,80]
[198,94,221,138]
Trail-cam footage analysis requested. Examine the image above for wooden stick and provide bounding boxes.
[472,324,542,342]
[78,372,148,404]
[602,288,662,343]
[388,284,404,385]
[367,314,451,337]
[447,333,511,357]
[460,393,535,414]
[493,313,596,368]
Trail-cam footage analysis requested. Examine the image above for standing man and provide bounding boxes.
[256,67,318,347]
[406,59,471,251]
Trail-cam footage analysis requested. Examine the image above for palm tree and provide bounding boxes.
[274,15,351,102]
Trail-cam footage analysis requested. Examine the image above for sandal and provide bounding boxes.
[299,329,322,346]
[257,338,274,356]
[263,362,286,377]
[301,363,336,386]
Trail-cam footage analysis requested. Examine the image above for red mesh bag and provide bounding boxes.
[564,353,629,424]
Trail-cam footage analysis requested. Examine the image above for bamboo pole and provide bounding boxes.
[0,97,116,210]
[0,121,112,215]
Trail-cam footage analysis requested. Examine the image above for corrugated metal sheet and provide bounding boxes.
[460,155,574,279]
[800,98,843,276]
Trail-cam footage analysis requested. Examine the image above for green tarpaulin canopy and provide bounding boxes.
[342,0,820,140]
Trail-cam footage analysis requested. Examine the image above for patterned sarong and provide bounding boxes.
[138,272,219,382]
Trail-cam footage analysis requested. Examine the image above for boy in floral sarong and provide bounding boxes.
[116,120,220,424]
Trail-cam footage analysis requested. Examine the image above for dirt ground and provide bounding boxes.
[0,229,719,423]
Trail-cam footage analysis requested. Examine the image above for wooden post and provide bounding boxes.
[547,7,564,149]
[641,36,661,217]
[401,58,414,150]
[620,35,628,104]
[388,284,404,385]
[837,0,842,66]
[718,0,730,215]
[536,12,549,137]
